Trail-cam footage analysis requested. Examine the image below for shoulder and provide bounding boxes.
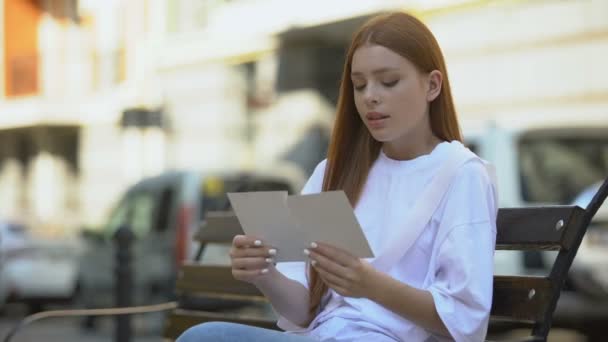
[433,158,498,229]
[426,141,496,197]
[452,159,494,189]
[446,158,497,205]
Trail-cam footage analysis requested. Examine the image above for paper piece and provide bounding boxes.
[286,191,374,259]
[227,191,374,262]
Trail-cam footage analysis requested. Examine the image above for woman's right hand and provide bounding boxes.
[230,235,277,284]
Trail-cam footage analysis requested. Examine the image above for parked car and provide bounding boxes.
[0,221,27,308]
[76,167,305,325]
[462,117,608,337]
[462,118,608,276]
[0,221,80,312]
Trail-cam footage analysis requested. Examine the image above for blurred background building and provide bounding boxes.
[0,1,606,341]
[0,0,607,236]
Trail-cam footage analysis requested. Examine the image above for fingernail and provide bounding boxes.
[268,249,277,256]
[311,260,317,266]
[261,268,269,274]
[303,249,310,256]
[254,240,262,246]
[265,258,274,263]
[310,242,318,249]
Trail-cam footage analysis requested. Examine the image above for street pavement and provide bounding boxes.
[0,304,164,342]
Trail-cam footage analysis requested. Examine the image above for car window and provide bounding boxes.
[106,192,156,238]
[106,199,129,237]
[129,193,155,237]
[519,135,608,204]
[199,176,295,218]
[153,188,175,232]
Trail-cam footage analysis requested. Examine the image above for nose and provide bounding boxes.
[363,84,380,107]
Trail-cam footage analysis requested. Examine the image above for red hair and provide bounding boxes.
[308,11,463,317]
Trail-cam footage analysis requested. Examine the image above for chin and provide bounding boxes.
[368,131,392,142]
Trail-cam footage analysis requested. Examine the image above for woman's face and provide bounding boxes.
[351,44,441,147]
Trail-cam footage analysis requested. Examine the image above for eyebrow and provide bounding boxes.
[351,67,399,77]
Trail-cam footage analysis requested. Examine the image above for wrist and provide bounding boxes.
[252,265,280,289]
[363,267,387,301]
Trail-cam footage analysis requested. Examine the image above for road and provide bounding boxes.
[0,303,164,342]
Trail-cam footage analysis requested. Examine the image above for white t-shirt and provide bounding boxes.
[276,141,498,342]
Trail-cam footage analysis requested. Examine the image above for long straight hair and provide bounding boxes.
[308,12,463,316]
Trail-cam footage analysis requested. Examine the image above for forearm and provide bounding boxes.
[254,267,312,327]
[368,272,450,337]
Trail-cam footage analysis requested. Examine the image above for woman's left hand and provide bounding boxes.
[305,242,380,299]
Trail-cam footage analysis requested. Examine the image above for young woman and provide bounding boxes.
[178,11,497,342]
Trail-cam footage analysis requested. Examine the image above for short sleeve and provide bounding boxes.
[275,159,327,289]
[427,161,498,342]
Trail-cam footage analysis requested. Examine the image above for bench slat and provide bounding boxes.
[495,206,583,251]
[491,275,554,322]
[177,264,263,298]
[200,208,586,251]
[198,207,586,251]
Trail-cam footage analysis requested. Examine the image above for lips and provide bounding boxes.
[366,112,389,129]
[366,112,390,120]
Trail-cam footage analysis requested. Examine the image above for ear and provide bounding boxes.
[426,70,442,102]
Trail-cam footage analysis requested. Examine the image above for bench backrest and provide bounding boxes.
[177,211,260,301]
[165,212,276,339]
[491,177,608,341]
[182,177,608,341]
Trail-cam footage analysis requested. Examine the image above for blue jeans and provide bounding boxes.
[176,322,318,342]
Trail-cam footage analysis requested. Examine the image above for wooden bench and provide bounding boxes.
[487,176,608,341]
[164,177,608,341]
[163,211,278,339]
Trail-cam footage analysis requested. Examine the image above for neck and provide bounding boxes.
[382,129,442,161]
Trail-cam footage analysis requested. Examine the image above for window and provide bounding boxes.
[167,0,226,34]
[153,188,175,232]
[129,194,155,237]
[105,199,129,237]
[4,0,41,97]
[105,192,156,238]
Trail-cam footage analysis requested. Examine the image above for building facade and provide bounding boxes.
[1,0,606,234]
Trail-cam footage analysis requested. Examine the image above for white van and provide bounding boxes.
[462,117,608,293]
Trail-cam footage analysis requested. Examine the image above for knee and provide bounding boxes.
[176,321,236,342]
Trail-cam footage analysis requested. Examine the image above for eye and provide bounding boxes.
[382,79,399,87]
[353,83,366,91]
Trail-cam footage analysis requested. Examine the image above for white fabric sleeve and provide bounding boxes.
[427,161,498,342]
[275,159,327,289]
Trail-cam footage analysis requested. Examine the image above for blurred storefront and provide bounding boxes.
[0,0,607,234]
